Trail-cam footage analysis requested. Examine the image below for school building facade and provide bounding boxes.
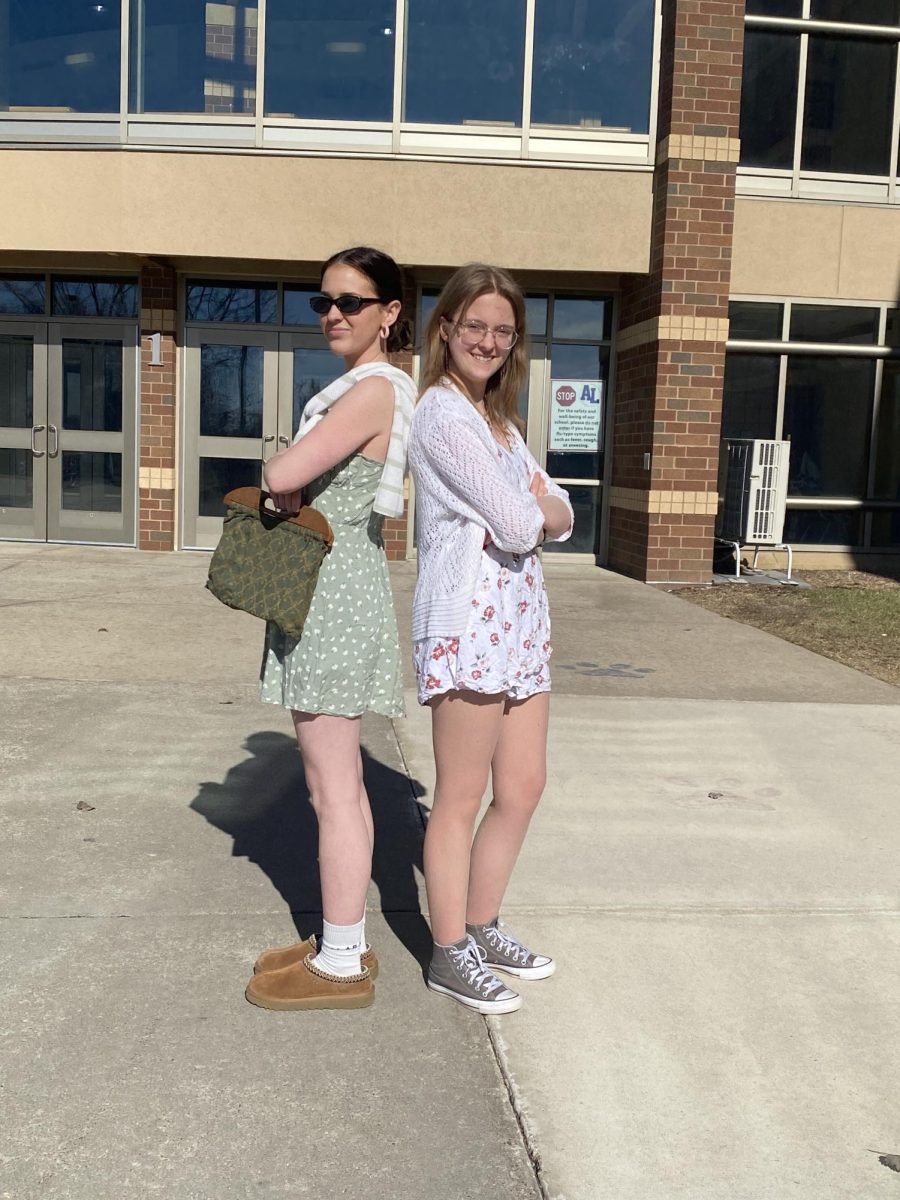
[1,0,899,581]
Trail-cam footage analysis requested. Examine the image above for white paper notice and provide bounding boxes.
[548,379,603,452]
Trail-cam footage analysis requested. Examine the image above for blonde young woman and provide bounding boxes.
[245,246,416,1012]
[408,264,573,1014]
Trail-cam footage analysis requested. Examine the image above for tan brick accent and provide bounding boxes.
[608,0,744,585]
[138,262,178,552]
[657,134,741,164]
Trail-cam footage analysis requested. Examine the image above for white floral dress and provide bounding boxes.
[413,438,552,705]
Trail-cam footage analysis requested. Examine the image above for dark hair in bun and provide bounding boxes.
[320,245,414,353]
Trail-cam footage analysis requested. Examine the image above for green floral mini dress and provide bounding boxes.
[259,454,404,718]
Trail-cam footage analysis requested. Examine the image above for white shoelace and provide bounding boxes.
[484,920,531,964]
[449,941,505,997]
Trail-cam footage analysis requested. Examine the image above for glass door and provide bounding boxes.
[47,323,138,545]
[183,328,279,548]
[0,323,47,541]
[277,333,343,443]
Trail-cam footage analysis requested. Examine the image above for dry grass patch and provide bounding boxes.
[675,570,900,688]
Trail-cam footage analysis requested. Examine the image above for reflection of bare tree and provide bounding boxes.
[200,343,263,438]
[187,283,275,324]
[53,279,137,318]
[0,278,44,315]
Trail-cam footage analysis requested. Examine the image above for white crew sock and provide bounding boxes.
[312,917,365,977]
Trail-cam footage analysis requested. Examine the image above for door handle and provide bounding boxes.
[262,432,275,462]
[278,435,290,447]
[47,423,59,457]
[31,424,46,457]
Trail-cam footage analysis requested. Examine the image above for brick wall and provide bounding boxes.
[609,0,744,583]
[138,263,178,551]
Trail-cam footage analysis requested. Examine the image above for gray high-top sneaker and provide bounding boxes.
[427,934,522,1014]
[466,918,556,980]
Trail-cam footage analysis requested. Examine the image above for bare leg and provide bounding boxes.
[356,748,375,854]
[292,711,371,924]
[466,692,550,926]
[424,691,505,945]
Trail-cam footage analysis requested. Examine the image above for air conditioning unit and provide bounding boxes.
[717,439,792,577]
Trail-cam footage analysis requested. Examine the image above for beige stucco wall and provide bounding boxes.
[0,149,652,274]
[732,197,900,303]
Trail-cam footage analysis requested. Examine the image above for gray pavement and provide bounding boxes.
[3,543,900,1199]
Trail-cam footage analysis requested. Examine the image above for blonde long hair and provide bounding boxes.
[419,263,527,435]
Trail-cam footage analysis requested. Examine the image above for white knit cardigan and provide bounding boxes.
[409,383,573,640]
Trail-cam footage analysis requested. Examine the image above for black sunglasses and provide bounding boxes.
[309,293,384,316]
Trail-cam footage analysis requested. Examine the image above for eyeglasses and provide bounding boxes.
[443,317,518,351]
[309,293,383,316]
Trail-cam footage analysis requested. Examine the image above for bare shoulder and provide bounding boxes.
[338,373,395,408]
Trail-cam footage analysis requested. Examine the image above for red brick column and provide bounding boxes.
[138,262,177,551]
[609,0,745,583]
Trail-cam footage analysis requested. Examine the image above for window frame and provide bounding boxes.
[738,8,900,203]
[725,295,900,551]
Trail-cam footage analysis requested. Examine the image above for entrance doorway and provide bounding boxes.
[0,322,138,544]
[182,330,341,548]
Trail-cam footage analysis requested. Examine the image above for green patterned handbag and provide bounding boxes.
[206,487,334,638]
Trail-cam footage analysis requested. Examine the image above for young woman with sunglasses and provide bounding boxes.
[408,264,573,1014]
[245,246,417,1012]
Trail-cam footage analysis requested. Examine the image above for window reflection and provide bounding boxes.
[801,36,896,176]
[61,451,122,512]
[292,347,342,433]
[404,0,525,126]
[199,457,261,515]
[265,0,394,121]
[739,31,801,169]
[130,0,258,115]
[200,343,264,438]
[874,361,900,502]
[789,305,879,345]
[809,0,900,25]
[552,297,611,340]
[0,277,45,316]
[728,301,783,341]
[721,355,779,440]
[783,508,860,546]
[52,278,138,318]
[531,0,654,133]
[0,0,120,113]
[284,286,324,327]
[783,356,874,497]
[543,485,597,554]
[62,340,123,432]
[186,281,276,323]
[0,335,34,427]
[0,449,32,509]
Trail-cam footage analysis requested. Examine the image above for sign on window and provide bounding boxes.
[548,379,603,452]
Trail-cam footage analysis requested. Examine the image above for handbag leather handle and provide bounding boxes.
[224,486,335,547]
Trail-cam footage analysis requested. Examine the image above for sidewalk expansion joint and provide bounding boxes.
[484,1015,551,1200]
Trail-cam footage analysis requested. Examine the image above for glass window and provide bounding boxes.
[745,0,802,13]
[284,286,324,327]
[199,457,260,515]
[547,484,597,554]
[0,334,34,427]
[728,301,784,341]
[721,355,779,440]
[0,449,33,509]
[545,342,607,481]
[186,281,276,323]
[552,297,612,340]
[801,36,896,175]
[526,296,548,338]
[61,451,122,512]
[0,277,45,316]
[871,511,900,548]
[291,346,343,432]
[783,508,862,545]
[810,1,900,25]
[1,0,120,113]
[886,309,900,349]
[783,356,875,497]
[264,1,394,121]
[51,278,138,318]
[739,31,801,169]
[62,340,123,432]
[404,0,526,126]
[873,361,900,502]
[200,344,263,437]
[789,305,880,345]
[130,0,257,115]
[530,0,654,133]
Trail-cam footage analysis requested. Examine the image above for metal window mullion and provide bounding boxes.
[647,0,663,165]
[775,352,788,441]
[120,0,130,141]
[255,0,267,146]
[520,0,535,160]
[392,0,405,154]
[792,29,809,197]
[889,36,900,202]
[746,15,900,39]
[865,305,888,530]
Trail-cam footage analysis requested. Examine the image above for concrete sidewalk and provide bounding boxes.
[2,543,900,1199]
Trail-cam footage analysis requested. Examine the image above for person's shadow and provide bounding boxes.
[191,730,433,970]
